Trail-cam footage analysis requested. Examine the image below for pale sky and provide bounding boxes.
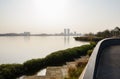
[0,0,120,34]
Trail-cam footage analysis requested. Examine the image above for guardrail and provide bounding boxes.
[79,38,120,79]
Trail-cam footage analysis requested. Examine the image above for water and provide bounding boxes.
[37,69,46,76]
[0,36,89,64]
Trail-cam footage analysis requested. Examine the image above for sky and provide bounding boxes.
[0,0,120,34]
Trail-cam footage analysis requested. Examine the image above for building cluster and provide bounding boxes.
[64,28,70,36]
[23,32,30,36]
[64,28,81,36]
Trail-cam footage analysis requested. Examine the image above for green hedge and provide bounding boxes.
[0,64,24,79]
[0,43,96,79]
[23,58,46,75]
[44,44,93,66]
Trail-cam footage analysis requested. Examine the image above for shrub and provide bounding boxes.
[44,44,94,66]
[23,58,45,75]
[0,64,24,79]
[66,65,85,79]
[87,49,93,56]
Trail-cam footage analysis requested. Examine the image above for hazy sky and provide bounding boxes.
[0,0,120,34]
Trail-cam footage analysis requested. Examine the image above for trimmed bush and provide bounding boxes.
[44,44,94,67]
[0,64,24,79]
[23,58,45,75]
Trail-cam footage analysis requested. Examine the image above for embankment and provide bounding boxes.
[74,36,103,42]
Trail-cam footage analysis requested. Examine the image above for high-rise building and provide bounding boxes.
[64,28,70,36]
[24,32,30,36]
[64,29,67,36]
[67,28,70,36]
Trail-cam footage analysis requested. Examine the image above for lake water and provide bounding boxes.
[0,36,89,64]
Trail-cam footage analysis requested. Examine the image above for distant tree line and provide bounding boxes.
[74,27,120,42]
[95,27,120,38]
[86,27,120,38]
[0,43,96,79]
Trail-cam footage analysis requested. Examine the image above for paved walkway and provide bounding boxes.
[79,45,120,79]
[96,45,120,79]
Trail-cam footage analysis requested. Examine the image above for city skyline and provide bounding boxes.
[0,28,81,36]
[0,0,120,34]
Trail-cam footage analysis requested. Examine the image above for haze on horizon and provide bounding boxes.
[0,0,120,34]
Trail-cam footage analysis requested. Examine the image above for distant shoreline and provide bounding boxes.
[0,32,81,36]
[0,35,80,36]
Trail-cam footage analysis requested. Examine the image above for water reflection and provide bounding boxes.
[0,36,89,64]
[37,69,46,76]
[24,36,30,41]
[64,36,70,45]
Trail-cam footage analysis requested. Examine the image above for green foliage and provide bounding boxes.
[90,42,97,47]
[96,30,111,38]
[96,27,120,38]
[76,27,120,41]
[87,49,93,56]
[44,44,93,66]
[23,58,45,74]
[0,64,24,79]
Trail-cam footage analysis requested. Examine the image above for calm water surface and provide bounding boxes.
[0,36,89,64]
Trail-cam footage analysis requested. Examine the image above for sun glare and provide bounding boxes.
[33,0,68,21]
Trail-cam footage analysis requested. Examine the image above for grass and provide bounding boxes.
[65,59,87,79]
